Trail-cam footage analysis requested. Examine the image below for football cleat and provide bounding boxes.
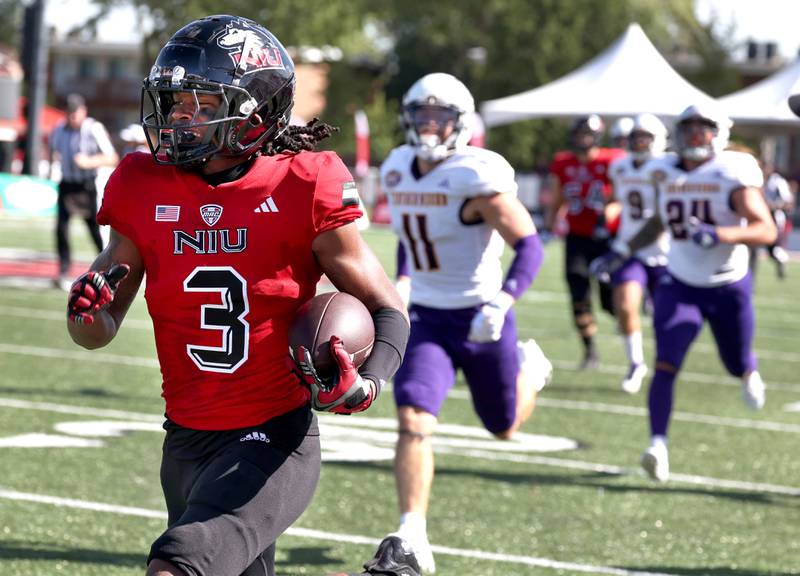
[742,371,766,410]
[620,363,648,395]
[518,339,553,392]
[390,528,435,574]
[641,444,669,482]
[358,536,421,576]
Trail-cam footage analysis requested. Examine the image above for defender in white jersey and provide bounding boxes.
[380,73,550,573]
[594,114,670,394]
[593,104,776,482]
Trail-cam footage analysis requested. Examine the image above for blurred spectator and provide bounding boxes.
[49,94,118,290]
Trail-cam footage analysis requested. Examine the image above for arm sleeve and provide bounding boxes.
[312,152,364,235]
[358,307,410,397]
[501,234,544,300]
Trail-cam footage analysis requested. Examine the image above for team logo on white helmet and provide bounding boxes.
[674,104,731,162]
[401,73,475,162]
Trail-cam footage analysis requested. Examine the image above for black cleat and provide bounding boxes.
[360,536,421,575]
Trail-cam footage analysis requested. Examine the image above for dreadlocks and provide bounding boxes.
[263,118,339,156]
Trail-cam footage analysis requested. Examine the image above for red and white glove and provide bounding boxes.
[290,335,376,414]
[67,264,130,325]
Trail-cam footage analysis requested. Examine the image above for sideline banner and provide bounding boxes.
[0,173,57,217]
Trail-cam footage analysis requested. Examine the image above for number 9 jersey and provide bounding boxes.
[609,154,672,267]
[97,151,363,430]
[651,150,763,287]
[382,145,517,309]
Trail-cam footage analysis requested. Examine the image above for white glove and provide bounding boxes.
[468,291,514,343]
[395,276,411,309]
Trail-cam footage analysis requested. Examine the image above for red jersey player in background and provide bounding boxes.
[65,14,416,576]
[546,115,625,369]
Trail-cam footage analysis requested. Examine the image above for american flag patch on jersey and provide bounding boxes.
[342,181,360,207]
[155,205,180,222]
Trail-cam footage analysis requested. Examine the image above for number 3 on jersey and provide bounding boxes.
[184,266,250,373]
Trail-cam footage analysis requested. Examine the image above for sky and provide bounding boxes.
[45,0,800,59]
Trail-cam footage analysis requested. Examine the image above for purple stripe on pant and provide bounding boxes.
[393,304,520,434]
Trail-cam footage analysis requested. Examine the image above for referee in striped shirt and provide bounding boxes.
[49,94,118,290]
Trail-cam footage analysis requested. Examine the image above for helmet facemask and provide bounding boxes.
[142,76,289,168]
[402,103,462,163]
[676,118,718,162]
[629,130,655,162]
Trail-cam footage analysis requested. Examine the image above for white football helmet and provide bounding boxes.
[610,117,634,146]
[401,73,475,162]
[674,104,731,162]
[629,113,668,161]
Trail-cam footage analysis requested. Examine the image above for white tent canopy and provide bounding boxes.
[718,58,800,128]
[481,23,718,128]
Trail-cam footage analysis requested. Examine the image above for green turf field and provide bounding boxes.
[0,218,798,576]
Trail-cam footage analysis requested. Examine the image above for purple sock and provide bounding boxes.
[648,368,677,437]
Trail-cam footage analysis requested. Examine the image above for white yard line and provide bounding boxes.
[1,307,799,390]
[0,343,159,368]
[0,487,706,576]
[433,447,800,497]
[1,397,799,498]
[548,359,800,393]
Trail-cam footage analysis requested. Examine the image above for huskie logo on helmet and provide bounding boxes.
[214,22,285,73]
[401,73,475,162]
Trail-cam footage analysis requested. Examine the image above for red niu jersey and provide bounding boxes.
[549,148,625,237]
[98,151,363,430]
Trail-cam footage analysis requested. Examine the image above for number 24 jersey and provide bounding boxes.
[650,150,763,287]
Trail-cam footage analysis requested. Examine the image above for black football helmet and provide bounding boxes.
[141,15,295,166]
[569,114,604,151]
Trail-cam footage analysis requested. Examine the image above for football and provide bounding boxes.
[289,291,375,379]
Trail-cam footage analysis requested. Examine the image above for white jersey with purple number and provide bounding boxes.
[381,145,517,309]
[652,150,763,287]
[610,154,671,267]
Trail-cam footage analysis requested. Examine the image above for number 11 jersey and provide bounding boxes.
[382,145,518,309]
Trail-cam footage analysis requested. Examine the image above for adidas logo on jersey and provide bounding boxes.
[240,431,270,443]
[254,198,279,213]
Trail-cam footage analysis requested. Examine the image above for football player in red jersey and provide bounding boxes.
[545,115,625,369]
[64,14,413,576]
